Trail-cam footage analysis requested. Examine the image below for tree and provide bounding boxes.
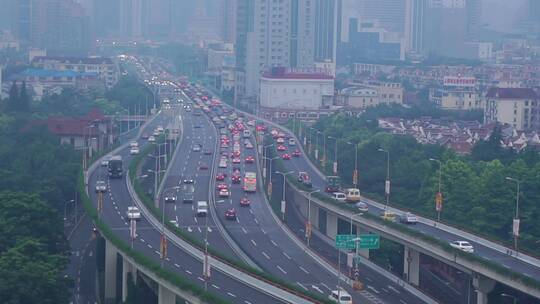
[18,81,31,112]
[5,82,19,112]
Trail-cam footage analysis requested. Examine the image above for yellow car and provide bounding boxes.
[381,211,397,222]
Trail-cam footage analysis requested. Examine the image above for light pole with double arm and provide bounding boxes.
[505,176,521,254]
[276,171,294,221]
[378,148,390,209]
[302,189,320,247]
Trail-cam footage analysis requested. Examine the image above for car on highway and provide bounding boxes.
[381,211,397,222]
[225,208,237,220]
[217,183,228,190]
[231,174,241,184]
[297,172,312,187]
[245,156,255,163]
[240,197,251,207]
[355,201,369,213]
[332,192,347,202]
[216,173,226,181]
[130,146,140,155]
[450,241,474,253]
[277,145,287,151]
[196,201,208,217]
[95,180,107,192]
[130,141,138,148]
[199,162,209,170]
[292,150,302,157]
[204,150,212,155]
[276,137,285,144]
[141,133,149,139]
[126,206,141,220]
[192,144,202,152]
[183,176,195,184]
[194,124,201,128]
[328,289,353,304]
[282,153,291,160]
[101,156,111,166]
[400,212,418,224]
[219,188,230,198]
[164,193,177,203]
[232,158,241,164]
[148,135,156,142]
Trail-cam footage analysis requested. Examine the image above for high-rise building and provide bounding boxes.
[314,0,338,62]
[119,0,143,39]
[357,0,406,34]
[222,0,237,43]
[93,0,120,38]
[466,0,481,40]
[404,0,427,53]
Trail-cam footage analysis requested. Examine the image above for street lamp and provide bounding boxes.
[429,158,443,222]
[349,212,364,235]
[64,199,75,223]
[276,171,294,221]
[301,189,320,247]
[501,293,518,304]
[347,141,359,188]
[378,148,390,209]
[262,155,280,182]
[159,186,180,267]
[315,130,321,160]
[505,177,521,254]
[328,136,338,175]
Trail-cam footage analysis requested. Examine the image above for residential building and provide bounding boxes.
[344,18,403,63]
[404,0,427,54]
[341,81,403,109]
[430,76,483,110]
[485,87,539,131]
[32,56,118,88]
[356,0,406,34]
[259,67,335,119]
[314,0,339,63]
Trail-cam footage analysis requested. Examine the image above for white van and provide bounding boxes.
[288,138,296,146]
[344,188,361,203]
[332,192,347,202]
[196,201,208,217]
[328,289,353,304]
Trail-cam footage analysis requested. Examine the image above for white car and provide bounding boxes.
[95,180,107,192]
[101,156,111,166]
[130,146,140,155]
[148,135,156,142]
[400,212,418,224]
[328,289,352,304]
[355,201,369,213]
[129,141,138,148]
[126,206,141,220]
[450,241,474,253]
[219,189,230,197]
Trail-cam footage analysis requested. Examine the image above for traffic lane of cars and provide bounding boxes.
[90,119,281,304]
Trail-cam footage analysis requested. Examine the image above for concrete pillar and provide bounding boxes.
[122,258,137,302]
[326,212,338,239]
[473,274,495,304]
[403,246,420,286]
[158,284,176,304]
[104,240,118,304]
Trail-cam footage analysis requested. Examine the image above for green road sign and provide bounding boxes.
[335,234,356,249]
[335,234,380,250]
[359,234,380,249]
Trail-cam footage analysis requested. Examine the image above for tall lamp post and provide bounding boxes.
[378,148,390,209]
[328,136,338,175]
[505,176,521,254]
[276,171,294,221]
[160,186,180,266]
[302,189,320,247]
[315,130,321,160]
[347,141,359,188]
[429,158,443,222]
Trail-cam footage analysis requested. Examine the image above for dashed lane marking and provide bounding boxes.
[276,265,287,274]
[297,283,308,291]
[185,270,192,275]
[250,239,257,246]
[262,252,270,259]
[212,284,220,290]
[227,292,236,298]
[312,285,324,294]
[271,240,278,247]
[283,252,291,260]
[299,266,309,274]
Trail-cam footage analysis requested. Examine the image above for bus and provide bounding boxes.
[243,172,257,192]
[108,156,123,178]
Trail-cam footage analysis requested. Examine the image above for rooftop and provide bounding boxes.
[262,67,334,80]
[32,56,114,65]
[485,87,536,99]
[19,69,98,78]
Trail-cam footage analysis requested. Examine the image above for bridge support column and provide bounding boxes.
[403,246,419,286]
[326,212,338,239]
[104,240,118,304]
[122,258,137,302]
[473,274,495,304]
[158,284,176,304]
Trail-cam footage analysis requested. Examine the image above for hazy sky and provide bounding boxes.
[481,0,527,32]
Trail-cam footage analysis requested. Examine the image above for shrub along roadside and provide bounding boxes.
[129,143,334,304]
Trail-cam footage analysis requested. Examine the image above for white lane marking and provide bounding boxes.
[276,265,287,274]
[299,266,309,274]
[365,277,373,282]
[187,226,193,232]
[174,205,177,211]
[185,270,192,275]
[261,228,267,234]
[140,239,145,243]
[297,283,308,291]
[283,252,291,260]
[250,239,257,246]
[320,283,331,291]
[388,286,400,294]
[198,227,202,233]
[382,288,389,293]
[154,250,160,255]
[312,285,324,294]
[262,252,270,259]
[249,209,253,214]
[174,263,180,268]
[254,218,259,224]
[147,244,152,249]
[367,285,380,294]
[244,301,252,304]
[194,217,198,223]
[227,292,236,298]
[198,277,205,282]
[236,217,240,223]
[207,227,212,232]
[241,227,248,234]
[400,300,408,304]
[271,240,278,247]
[212,284,220,290]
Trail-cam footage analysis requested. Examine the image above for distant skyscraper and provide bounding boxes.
[93,0,120,38]
[466,0,481,40]
[357,0,406,34]
[314,0,339,62]
[119,0,143,39]
[222,0,237,43]
[404,0,427,53]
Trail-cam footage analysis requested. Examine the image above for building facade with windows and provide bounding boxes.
[485,88,539,131]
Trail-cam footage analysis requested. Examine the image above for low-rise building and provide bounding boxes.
[340,81,403,109]
[31,56,118,88]
[484,87,539,131]
[430,76,483,111]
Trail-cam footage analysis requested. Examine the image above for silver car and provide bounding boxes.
[95,180,107,192]
[355,201,369,213]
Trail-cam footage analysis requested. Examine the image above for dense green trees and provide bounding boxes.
[304,109,540,254]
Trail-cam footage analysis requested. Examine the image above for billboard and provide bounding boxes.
[443,76,476,87]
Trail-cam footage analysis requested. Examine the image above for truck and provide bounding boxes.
[243,172,257,192]
[108,156,123,178]
[325,176,341,193]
